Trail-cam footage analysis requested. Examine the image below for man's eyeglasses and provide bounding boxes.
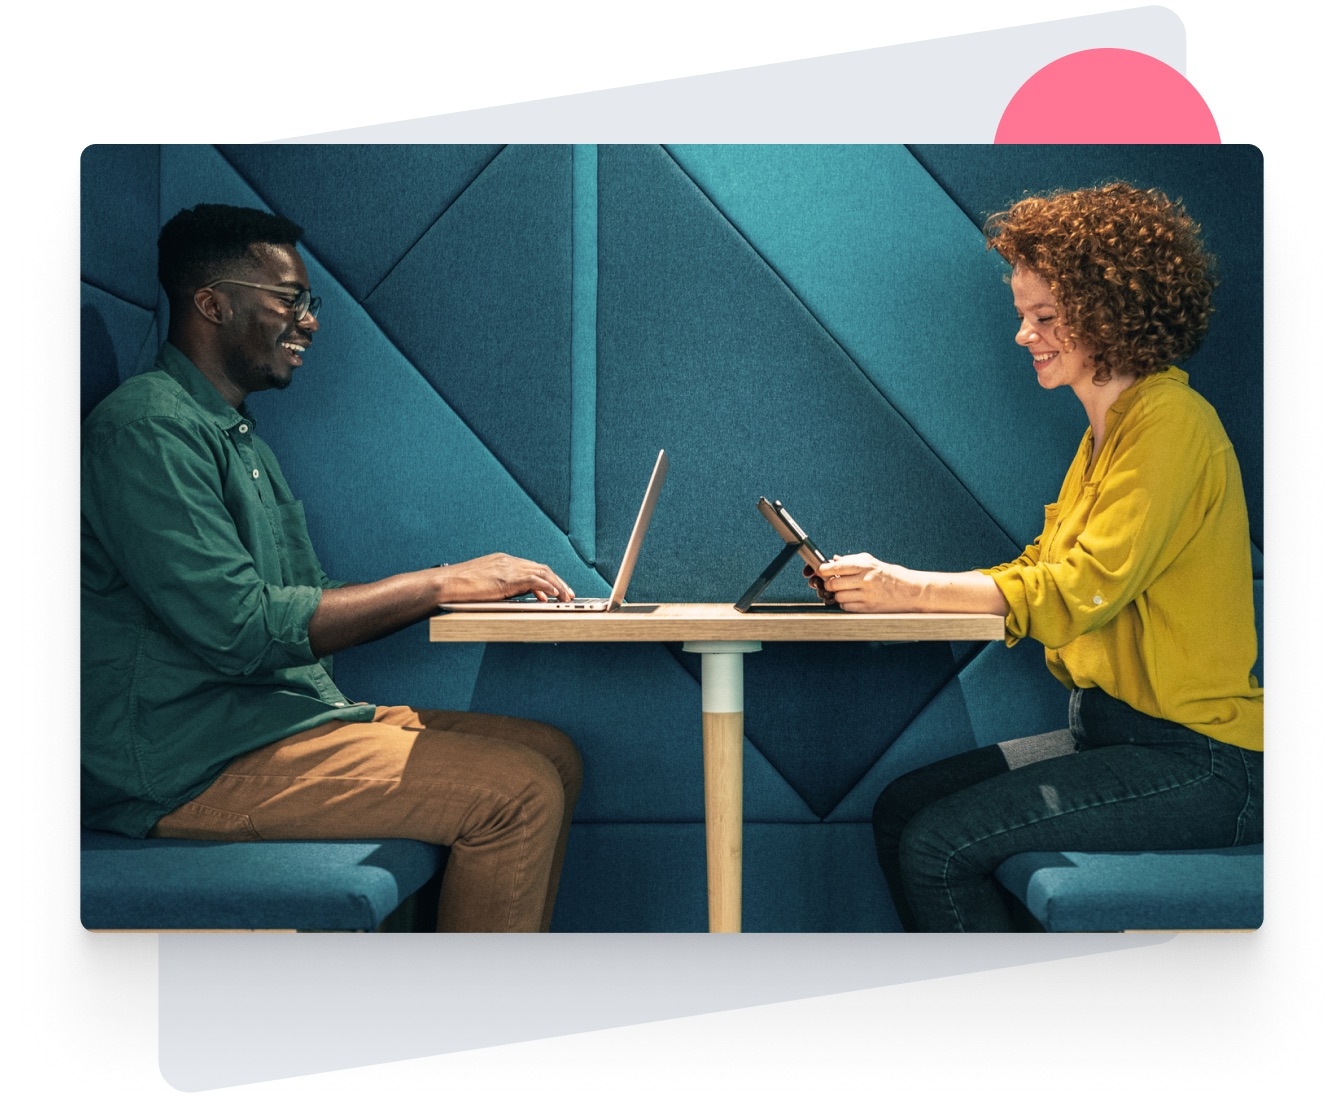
[205,279,321,320]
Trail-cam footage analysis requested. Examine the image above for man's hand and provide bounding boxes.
[440,553,575,603]
[308,552,576,657]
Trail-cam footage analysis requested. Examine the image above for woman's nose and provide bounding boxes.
[1016,320,1039,346]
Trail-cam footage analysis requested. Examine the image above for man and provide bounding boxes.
[82,204,582,932]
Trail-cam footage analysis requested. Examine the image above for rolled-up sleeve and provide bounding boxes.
[83,415,322,676]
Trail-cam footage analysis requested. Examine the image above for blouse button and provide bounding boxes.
[1091,594,1103,605]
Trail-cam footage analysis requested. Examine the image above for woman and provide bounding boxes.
[812,182,1263,932]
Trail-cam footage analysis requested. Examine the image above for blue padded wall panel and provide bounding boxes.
[552,823,900,931]
[828,671,980,821]
[569,144,599,563]
[668,144,1082,551]
[552,823,708,931]
[219,144,502,301]
[676,640,965,818]
[80,286,156,418]
[334,625,487,715]
[468,642,813,822]
[160,144,272,234]
[830,638,1069,821]
[741,822,901,932]
[366,145,574,532]
[958,637,1071,747]
[81,145,160,309]
[595,145,1017,608]
[247,260,607,728]
[907,144,1263,551]
[247,251,602,591]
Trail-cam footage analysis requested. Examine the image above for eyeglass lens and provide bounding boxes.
[292,289,321,320]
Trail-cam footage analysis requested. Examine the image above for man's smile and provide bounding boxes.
[280,337,309,366]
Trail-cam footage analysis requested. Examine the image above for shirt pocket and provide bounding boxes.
[1044,482,1100,563]
[267,500,324,587]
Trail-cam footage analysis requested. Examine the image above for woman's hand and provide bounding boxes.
[812,555,1011,615]
[813,553,923,612]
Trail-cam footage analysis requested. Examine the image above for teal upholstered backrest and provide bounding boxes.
[80,145,1262,929]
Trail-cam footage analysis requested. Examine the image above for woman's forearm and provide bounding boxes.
[816,554,1009,614]
[905,570,1009,615]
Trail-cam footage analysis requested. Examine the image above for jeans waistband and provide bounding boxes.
[1069,686,1210,751]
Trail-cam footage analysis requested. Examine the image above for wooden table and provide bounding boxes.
[430,603,1004,932]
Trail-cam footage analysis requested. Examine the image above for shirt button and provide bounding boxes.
[1092,594,1103,605]
[334,701,346,707]
[252,469,260,479]
[238,424,248,434]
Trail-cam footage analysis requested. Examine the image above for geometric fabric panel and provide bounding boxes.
[79,286,156,418]
[247,248,597,594]
[552,821,901,932]
[80,145,160,309]
[219,144,502,301]
[468,641,814,823]
[366,145,574,531]
[830,636,1070,822]
[668,143,1083,551]
[595,144,1019,610]
[680,639,968,818]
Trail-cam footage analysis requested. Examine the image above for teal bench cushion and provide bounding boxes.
[81,829,445,931]
[995,845,1263,932]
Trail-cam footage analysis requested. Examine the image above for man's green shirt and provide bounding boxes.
[81,344,375,836]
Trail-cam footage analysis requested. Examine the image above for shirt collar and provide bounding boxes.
[155,343,256,431]
[1108,365,1187,418]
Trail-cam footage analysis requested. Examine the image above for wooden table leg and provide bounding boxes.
[683,641,761,933]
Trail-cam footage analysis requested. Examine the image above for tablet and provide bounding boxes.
[756,497,828,576]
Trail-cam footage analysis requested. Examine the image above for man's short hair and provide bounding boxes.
[157,204,305,305]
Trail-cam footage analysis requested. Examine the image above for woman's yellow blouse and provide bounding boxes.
[982,367,1263,751]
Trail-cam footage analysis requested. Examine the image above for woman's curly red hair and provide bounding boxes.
[984,182,1216,382]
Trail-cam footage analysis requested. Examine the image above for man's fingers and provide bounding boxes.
[531,563,573,601]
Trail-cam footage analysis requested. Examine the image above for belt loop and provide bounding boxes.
[1068,687,1085,744]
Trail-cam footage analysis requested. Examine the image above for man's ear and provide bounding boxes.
[192,286,228,325]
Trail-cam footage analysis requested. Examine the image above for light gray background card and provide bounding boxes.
[292,7,1184,143]
[161,932,1167,1090]
[156,5,1199,1093]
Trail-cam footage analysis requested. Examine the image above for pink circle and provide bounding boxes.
[995,48,1219,143]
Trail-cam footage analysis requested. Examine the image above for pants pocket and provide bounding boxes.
[152,799,262,842]
[1233,748,1265,845]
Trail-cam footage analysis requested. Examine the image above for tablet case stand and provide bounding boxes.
[735,541,830,612]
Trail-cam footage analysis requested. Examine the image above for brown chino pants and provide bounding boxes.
[151,706,582,932]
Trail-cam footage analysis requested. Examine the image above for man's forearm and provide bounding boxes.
[306,551,576,657]
[307,568,449,658]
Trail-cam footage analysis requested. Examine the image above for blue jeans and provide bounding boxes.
[871,687,1264,931]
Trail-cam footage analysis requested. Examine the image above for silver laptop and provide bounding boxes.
[440,450,667,612]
